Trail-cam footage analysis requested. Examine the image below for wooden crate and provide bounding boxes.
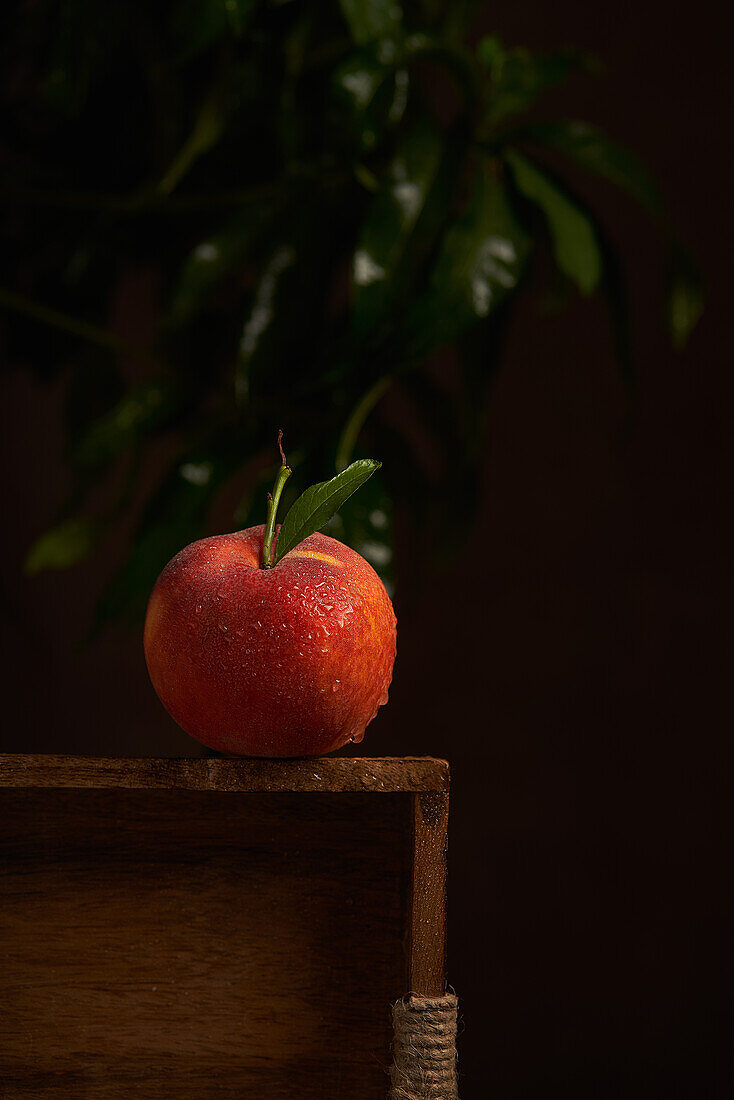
[0,755,449,1098]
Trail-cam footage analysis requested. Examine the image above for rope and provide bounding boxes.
[389,993,459,1099]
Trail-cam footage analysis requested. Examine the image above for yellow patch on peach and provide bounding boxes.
[285,549,345,568]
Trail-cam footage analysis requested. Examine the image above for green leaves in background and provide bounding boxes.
[95,441,246,628]
[235,244,297,404]
[1,2,702,619]
[504,148,601,296]
[515,122,701,346]
[71,380,177,471]
[338,0,402,46]
[334,41,408,153]
[405,164,529,352]
[336,376,392,473]
[523,120,662,215]
[352,120,442,338]
[157,79,229,198]
[25,518,99,576]
[666,245,704,350]
[274,459,381,564]
[477,36,593,128]
[64,355,126,466]
[171,0,257,60]
[515,122,701,347]
[168,210,268,326]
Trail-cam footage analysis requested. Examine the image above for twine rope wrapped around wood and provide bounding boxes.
[390,993,458,1099]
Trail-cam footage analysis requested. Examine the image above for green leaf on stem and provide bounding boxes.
[274,459,381,564]
[505,148,601,295]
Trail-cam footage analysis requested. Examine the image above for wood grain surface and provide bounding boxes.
[1,787,412,1098]
[409,793,450,997]
[0,755,449,794]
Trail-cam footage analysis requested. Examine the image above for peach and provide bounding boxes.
[144,525,396,756]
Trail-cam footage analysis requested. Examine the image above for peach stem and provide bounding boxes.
[261,434,291,568]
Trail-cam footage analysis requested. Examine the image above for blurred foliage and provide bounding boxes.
[1,0,702,624]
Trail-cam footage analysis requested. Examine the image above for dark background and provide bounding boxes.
[1,1,730,1097]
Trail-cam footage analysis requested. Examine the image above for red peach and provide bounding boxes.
[143,525,396,756]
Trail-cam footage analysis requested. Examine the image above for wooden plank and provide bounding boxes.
[0,787,411,1098]
[0,755,449,794]
[408,792,449,997]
